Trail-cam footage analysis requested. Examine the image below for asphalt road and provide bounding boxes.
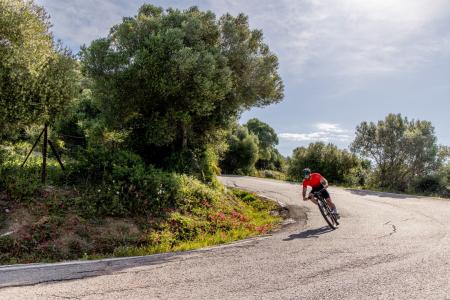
[0,176,449,299]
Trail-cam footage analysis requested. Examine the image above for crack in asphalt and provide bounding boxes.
[303,253,402,284]
[379,223,397,238]
[46,294,80,300]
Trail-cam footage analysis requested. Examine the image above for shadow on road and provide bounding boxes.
[283,226,333,240]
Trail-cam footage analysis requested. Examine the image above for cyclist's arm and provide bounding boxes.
[302,187,308,200]
[320,176,329,189]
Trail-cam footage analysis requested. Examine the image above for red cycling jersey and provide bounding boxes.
[302,173,323,189]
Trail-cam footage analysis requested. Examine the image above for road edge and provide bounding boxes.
[0,188,307,289]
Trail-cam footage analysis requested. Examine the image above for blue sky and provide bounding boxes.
[36,0,450,156]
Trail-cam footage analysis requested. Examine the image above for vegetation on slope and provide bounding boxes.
[0,147,281,264]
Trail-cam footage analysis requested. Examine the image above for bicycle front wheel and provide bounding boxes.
[318,200,337,229]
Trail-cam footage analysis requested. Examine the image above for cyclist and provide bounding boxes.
[301,168,340,219]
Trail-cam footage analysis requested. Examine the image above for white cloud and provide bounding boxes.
[205,0,450,80]
[36,0,141,50]
[37,0,450,81]
[279,123,353,142]
[316,123,345,133]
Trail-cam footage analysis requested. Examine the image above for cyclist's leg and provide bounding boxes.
[321,189,337,211]
[309,195,318,205]
[309,187,320,205]
[325,197,336,210]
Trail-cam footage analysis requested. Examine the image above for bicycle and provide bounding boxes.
[311,189,339,230]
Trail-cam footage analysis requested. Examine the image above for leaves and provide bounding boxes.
[220,125,259,175]
[81,4,283,170]
[351,113,440,190]
[288,142,364,184]
[0,0,76,136]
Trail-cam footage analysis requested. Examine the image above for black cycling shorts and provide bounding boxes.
[311,185,330,199]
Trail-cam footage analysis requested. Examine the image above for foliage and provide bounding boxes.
[80,5,283,175]
[113,189,280,258]
[52,75,100,154]
[0,185,281,264]
[245,118,285,171]
[163,145,221,184]
[0,147,61,201]
[409,174,447,195]
[288,142,366,184]
[255,169,287,181]
[61,148,178,217]
[245,118,277,160]
[220,125,259,175]
[351,114,441,191]
[0,0,77,137]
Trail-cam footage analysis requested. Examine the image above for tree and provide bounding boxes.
[80,5,283,172]
[288,142,364,183]
[351,114,440,190]
[0,0,77,137]
[245,118,283,170]
[220,125,258,175]
[245,118,278,152]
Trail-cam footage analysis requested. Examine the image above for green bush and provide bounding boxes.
[0,150,43,202]
[345,165,370,187]
[255,170,287,181]
[410,175,447,195]
[164,146,220,183]
[61,147,225,217]
[0,148,5,164]
[288,142,368,184]
[220,126,259,175]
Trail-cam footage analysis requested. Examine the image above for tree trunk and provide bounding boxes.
[41,124,48,184]
[180,121,188,150]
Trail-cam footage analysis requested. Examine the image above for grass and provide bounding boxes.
[0,181,282,264]
[110,189,281,258]
[255,169,287,181]
[1,144,283,264]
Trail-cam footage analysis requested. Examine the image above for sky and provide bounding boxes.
[36,0,450,156]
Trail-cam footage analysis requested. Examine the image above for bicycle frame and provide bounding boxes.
[312,189,339,229]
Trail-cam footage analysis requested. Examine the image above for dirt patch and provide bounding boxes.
[255,194,308,232]
[1,208,35,236]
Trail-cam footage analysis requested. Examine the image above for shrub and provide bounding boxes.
[0,151,43,202]
[288,142,369,184]
[62,147,225,217]
[410,175,447,195]
[256,170,287,181]
[164,146,220,183]
[220,126,259,175]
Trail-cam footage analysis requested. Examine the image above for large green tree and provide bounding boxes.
[81,5,283,170]
[351,113,440,190]
[0,0,77,137]
[245,118,284,170]
[220,125,259,175]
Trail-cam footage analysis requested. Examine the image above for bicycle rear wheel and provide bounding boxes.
[318,199,338,229]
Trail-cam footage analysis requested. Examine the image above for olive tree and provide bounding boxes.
[0,0,77,137]
[80,5,283,171]
[351,114,440,190]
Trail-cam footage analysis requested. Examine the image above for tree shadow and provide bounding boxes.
[346,189,420,199]
[283,226,334,240]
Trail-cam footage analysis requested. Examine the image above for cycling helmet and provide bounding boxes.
[303,168,311,178]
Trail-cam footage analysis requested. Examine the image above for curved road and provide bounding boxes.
[1,176,449,299]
